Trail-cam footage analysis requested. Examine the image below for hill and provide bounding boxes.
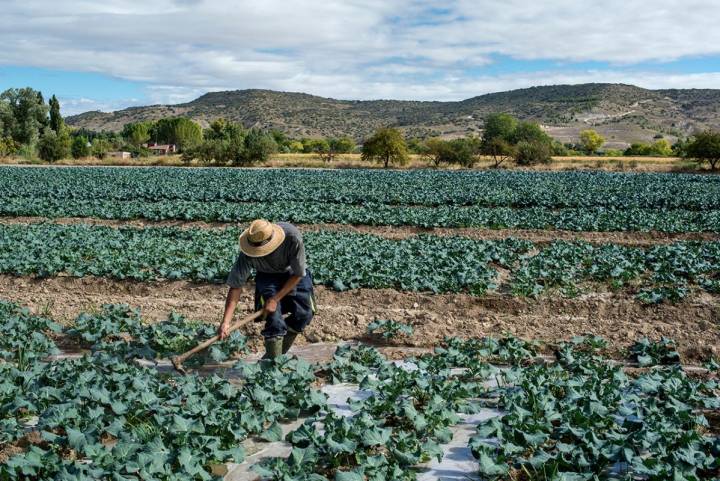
[66,83,720,148]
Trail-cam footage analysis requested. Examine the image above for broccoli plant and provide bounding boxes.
[366,319,414,340]
[629,337,681,366]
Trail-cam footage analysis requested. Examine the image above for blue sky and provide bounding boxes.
[2,0,720,115]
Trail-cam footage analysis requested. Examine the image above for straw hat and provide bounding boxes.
[239,219,286,257]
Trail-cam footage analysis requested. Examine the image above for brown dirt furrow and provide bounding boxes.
[1,275,718,362]
[1,216,717,246]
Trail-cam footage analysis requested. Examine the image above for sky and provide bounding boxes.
[1,0,720,115]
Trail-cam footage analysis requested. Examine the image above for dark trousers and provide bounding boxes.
[255,270,315,338]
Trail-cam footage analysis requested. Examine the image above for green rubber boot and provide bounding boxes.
[282,330,299,354]
[262,336,283,360]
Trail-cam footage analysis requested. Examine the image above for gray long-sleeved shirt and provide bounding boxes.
[225,222,307,288]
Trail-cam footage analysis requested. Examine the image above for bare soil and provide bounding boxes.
[2,217,716,246]
[2,275,717,362]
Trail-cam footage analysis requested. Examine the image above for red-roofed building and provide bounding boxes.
[146,143,177,155]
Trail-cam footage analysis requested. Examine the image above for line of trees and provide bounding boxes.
[411,114,565,168]
[0,88,73,161]
[3,86,719,169]
[180,118,278,165]
[358,114,566,169]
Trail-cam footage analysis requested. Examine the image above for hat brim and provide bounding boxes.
[239,223,286,257]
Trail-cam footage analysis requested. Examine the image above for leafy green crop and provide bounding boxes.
[328,344,389,384]
[366,320,414,340]
[628,337,681,367]
[0,300,326,481]
[1,223,719,302]
[469,339,719,480]
[68,304,248,366]
[3,166,720,209]
[0,300,61,367]
[1,297,718,481]
[2,167,720,232]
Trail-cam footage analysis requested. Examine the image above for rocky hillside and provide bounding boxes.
[67,83,720,148]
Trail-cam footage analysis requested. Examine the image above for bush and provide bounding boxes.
[91,138,111,159]
[624,139,673,157]
[425,137,478,167]
[125,144,151,158]
[38,128,71,162]
[0,137,18,157]
[514,140,552,165]
[287,141,304,153]
[604,149,624,157]
[551,140,569,156]
[237,129,277,165]
[70,135,91,159]
[482,138,515,168]
[302,138,329,154]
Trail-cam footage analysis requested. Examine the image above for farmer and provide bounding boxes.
[219,219,315,359]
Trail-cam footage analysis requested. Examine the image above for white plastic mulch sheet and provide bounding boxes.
[225,382,503,481]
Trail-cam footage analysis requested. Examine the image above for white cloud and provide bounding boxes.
[4,0,720,110]
[57,97,146,115]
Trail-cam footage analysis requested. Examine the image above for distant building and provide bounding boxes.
[107,151,131,159]
[146,143,177,155]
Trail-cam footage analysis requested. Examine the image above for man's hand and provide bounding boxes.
[218,321,231,340]
[220,287,242,340]
[263,297,278,315]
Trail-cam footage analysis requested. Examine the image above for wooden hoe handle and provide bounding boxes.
[173,309,264,367]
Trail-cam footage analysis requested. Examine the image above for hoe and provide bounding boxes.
[171,309,264,374]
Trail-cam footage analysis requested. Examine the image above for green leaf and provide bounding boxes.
[335,470,363,481]
[260,421,283,442]
[477,451,508,476]
[361,427,391,447]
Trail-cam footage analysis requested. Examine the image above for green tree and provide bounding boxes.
[424,137,446,166]
[361,127,409,168]
[173,118,202,152]
[122,122,151,146]
[624,143,653,156]
[651,139,673,156]
[482,113,517,143]
[514,140,552,165]
[406,137,427,154]
[183,119,250,164]
[270,130,290,150]
[49,95,62,134]
[684,130,720,170]
[483,137,515,168]
[579,129,605,153]
[317,137,356,162]
[150,117,202,152]
[237,129,277,165]
[0,136,17,157]
[512,121,552,145]
[0,87,49,146]
[204,118,246,143]
[330,136,356,154]
[424,137,477,167]
[38,127,71,162]
[70,135,91,159]
[286,140,304,153]
[551,140,569,156]
[301,138,330,154]
[91,138,111,159]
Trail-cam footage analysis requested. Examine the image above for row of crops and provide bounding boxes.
[1,223,718,302]
[1,300,718,480]
[3,167,720,209]
[3,198,719,233]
